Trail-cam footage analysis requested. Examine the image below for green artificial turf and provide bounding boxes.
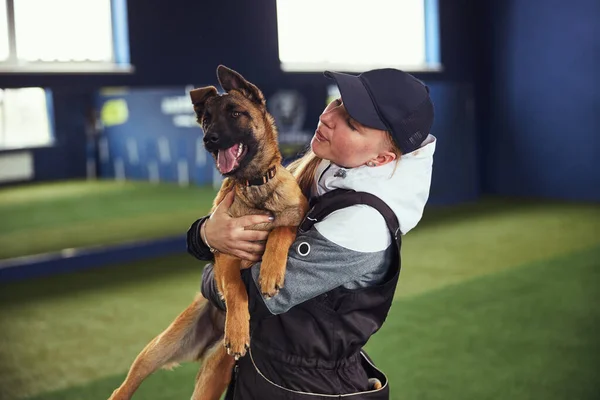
[0,184,598,400]
[0,181,218,259]
[397,198,600,298]
[15,246,600,400]
[0,254,203,400]
[369,245,600,400]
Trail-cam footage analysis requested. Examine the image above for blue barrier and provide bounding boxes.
[96,87,218,186]
[0,235,187,283]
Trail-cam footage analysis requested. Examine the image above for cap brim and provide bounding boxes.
[324,71,387,131]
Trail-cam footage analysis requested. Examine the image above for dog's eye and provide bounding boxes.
[231,111,241,118]
[202,113,211,125]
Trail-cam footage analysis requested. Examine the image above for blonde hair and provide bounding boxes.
[287,132,402,198]
[287,148,322,199]
[384,133,403,159]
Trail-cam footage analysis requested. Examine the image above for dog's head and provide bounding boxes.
[190,65,279,180]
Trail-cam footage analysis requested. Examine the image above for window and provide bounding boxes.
[0,88,53,149]
[0,0,8,61]
[0,0,130,73]
[275,0,440,73]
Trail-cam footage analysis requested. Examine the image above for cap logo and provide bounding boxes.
[408,130,423,145]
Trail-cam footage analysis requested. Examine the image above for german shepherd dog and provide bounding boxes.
[108,65,309,400]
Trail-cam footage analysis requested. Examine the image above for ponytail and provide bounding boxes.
[286,149,322,199]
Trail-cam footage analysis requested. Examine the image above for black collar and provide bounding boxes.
[243,166,277,187]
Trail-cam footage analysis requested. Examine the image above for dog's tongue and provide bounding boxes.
[217,144,240,174]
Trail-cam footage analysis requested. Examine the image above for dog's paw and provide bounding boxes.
[260,278,283,299]
[224,340,250,361]
[259,259,285,299]
[224,314,250,360]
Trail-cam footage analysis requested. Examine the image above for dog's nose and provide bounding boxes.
[203,132,219,144]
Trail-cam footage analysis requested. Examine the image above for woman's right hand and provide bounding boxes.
[202,190,272,262]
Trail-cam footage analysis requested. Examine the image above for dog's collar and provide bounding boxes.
[244,166,277,187]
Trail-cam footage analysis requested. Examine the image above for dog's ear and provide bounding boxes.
[190,86,218,120]
[217,65,265,106]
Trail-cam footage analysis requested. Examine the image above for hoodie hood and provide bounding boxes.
[314,135,436,235]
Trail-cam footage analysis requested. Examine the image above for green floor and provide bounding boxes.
[19,247,600,400]
[0,181,217,259]
[0,181,598,399]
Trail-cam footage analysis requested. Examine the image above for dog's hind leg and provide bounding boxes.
[108,294,225,400]
[191,344,235,400]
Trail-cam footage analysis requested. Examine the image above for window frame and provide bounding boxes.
[275,0,442,74]
[0,0,132,74]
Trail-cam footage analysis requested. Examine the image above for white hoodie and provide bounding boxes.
[314,134,436,252]
[252,135,436,314]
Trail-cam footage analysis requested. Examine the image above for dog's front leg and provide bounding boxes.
[259,226,298,298]
[274,204,309,227]
[214,253,250,360]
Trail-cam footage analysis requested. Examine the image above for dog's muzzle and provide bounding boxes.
[203,132,220,146]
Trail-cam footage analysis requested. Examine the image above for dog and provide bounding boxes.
[108,65,309,400]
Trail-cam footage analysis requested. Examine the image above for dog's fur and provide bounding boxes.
[108,65,308,400]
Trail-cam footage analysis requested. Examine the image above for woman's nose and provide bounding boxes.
[319,110,335,129]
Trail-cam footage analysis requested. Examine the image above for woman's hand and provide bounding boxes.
[202,190,272,262]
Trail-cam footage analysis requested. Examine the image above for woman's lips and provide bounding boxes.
[315,129,328,142]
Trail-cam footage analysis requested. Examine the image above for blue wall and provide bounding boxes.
[428,83,479,205]
[0,0,483,205]
[484,0,600,201]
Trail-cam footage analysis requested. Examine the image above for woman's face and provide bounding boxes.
[311,98,394,168]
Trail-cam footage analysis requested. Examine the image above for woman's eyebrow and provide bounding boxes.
[340,104,362,128]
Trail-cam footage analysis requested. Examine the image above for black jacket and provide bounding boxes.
[188,190,402,399]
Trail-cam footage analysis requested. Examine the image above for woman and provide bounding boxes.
[188,68,436,399]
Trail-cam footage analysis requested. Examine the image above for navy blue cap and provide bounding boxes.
[324,68,434,154]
